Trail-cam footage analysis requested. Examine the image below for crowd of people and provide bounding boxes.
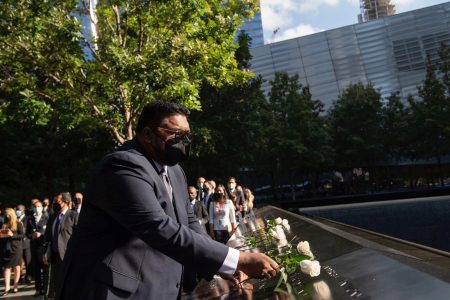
[0,177,255,298]
[0,192,82,299]
[188,176,255,244]
[0,101,278,300]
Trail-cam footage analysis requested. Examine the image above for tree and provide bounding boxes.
[0,0,259,144]
[380,92,411,162]
[260,72,331,199]
[409,56,450,185]
[0,116,114,205]
[184,31,267,183]
[328,82,384,168]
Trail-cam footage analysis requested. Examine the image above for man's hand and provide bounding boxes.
[236,252,279,279]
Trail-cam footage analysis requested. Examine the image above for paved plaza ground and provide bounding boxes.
[0,281,43,300]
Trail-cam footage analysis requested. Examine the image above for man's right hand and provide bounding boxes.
[236,252,279,279]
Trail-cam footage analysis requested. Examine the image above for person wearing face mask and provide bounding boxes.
[58,101,279,300]
[201,181,214,233]
[196,177,206,202]
[187,186,208,232]
[227,177,245,220]
[42,198,54,218]
[44,192,78,300]
[0,208,24,296]
[15,205,32,284]
[209,185,237,244]
[72,192,83,214]
[26,200,49,297]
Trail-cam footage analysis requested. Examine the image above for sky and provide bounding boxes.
[261,0,449,43]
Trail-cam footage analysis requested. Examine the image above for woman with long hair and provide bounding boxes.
[243,187,255,216]
[208,185,237,244]
[0,208,24,295]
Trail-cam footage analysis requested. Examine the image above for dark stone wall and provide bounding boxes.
[301,197,450,252]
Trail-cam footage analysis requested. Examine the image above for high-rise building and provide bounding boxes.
[249,2,450,108]
[78,0,98,58]
[358,0,396,23]
[239,11,265,47]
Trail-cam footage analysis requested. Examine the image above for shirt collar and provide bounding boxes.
[60,206,69,216]
[152,159,167,175]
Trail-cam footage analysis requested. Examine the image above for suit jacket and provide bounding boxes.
[26,214,49,248]
[44,209,78,261]
[58,139,229,300]
[18,215,30,249]
[193,200,208,222]
[203,193,213,215]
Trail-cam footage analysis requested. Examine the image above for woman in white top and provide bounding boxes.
[209,185,237,244]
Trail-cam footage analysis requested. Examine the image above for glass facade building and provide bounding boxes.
[240,11,264,47]
[249,2,450,108]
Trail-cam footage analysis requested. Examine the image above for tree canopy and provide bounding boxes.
[0,0,259,143]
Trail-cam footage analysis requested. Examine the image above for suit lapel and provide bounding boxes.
[167,167,187,225]
[155,170,177,220]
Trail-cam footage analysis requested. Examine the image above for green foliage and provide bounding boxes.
[328,82,384,168]
[235,30,253,69]
[0,117,114,205]
[263,72,331,173]
[184,30,267,181]
[408,54,450,173]
[0,0,259,144]
[381,92,411,162]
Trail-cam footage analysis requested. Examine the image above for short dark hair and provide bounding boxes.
[136,101,190,133]
[61,192,72,203]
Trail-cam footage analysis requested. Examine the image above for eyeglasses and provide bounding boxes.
[157,127,193,143]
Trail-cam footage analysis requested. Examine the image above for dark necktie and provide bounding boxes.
[52,213,62,253]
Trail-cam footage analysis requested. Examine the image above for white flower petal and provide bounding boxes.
[300,259,321,277]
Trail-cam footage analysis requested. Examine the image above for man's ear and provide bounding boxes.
[142,127,154,144]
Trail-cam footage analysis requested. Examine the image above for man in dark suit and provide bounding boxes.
[44,192,78,300]
[16,205,32,284]
[58,101,279,300]
[196,177,206,202]
[188,186,208,233]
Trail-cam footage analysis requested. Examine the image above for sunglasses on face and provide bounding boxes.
[157,127,193,143]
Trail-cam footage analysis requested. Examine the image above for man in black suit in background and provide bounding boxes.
[44,192,78,300]
[188,186,208,233]
[16,205,31,284]
[58,101,279,300]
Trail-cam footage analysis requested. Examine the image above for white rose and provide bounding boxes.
[269,229,278,239]
[282,219,289,226]
[274,225,286,241]
[312,281,332,300]
[275,217,282,225]
[300,260,321,277]
[277,238,288,248]
[297,241,314,259]
[283,224,291,231]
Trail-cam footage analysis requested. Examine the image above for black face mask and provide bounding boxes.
[53,203,61,212]
[162,137,191,166]
[73,198,81,205]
